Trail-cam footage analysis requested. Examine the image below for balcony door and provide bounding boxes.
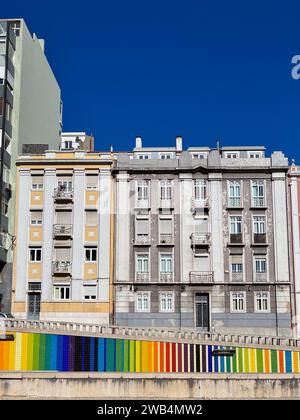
[27,293,41,320]
[195,293,209,332]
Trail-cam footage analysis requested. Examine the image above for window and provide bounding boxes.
[135,292,150,312]
[31,176,43,190]
[83,285,97,300]
[11,21,21,36]
[255,258,267,273]
[5,102,12,123]
[248,151,262,158]
[57,178,73,192]
[228,181,241,207]
[255,292,270,312]
[0,40,5,54]
[159,217,173,243]
[136,254,149,273]
[86,211,98,226]
[252,181,265,207]
[54,285,70,300]
[192,153,207,159]
[230,292,246,313]
[225,152,239,158]
[56,210,72,225]
[0,79,4,85]
[30,248,42,262]
[230,216,242,234]
[232,263,243,273]
[160,292,174,312]
[85,247,97,262]
[135,218,149,243]
[160,180,172,200]
[30,211,43,225]
[253,216,266,234]
[64,141,73,149]
[86,175,98,189]
[159,154,172,160]
[230,255,244,282]
[137,180,149,200]
[54,247,71,261]
[28,282,42,291]
[137,154,149,160]
[194,180,207,201]
[160,254,173,273]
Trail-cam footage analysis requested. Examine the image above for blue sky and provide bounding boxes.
[3,0,300,160]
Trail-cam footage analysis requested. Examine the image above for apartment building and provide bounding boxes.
[12,149,113,324]
[288,164,300,337]
[0,19,62,312]
[60,132,94,152]
[113,137,292,336]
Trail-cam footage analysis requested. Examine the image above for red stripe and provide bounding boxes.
[160,342,164,372]
[172,343,177,372]
[165,342,170,372]
[279,351,285,373]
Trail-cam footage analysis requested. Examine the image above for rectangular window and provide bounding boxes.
[135,218,149,243]
[160,254,173,273]
[252,181,265,207]
[31,176,43,190]
[86,175,98,189]
[85,247,97,262]
[160,180,172,200]
[54,285,70,301]
[253,216,266,234]
[230,255,244,282]
[159,217,173,243]
[83,285,97,300]
[194,180,207,200]
[57,177,73,192]
[159,154,172,159]
[137,180,149,200]
[232,263,243,273]
[160,292,174,312]
[255,258,267,273]
[85,210,98,225]
[192,153,207,159]
[230,216,242,234]
[135,292,150,312]
[137,154,149,160]
[29,248,42,262]
[136,254,149,273]
[54,247,71,261]
[228,181,241,207]
[255,292,270,312]
[30,211,43,225]
[230,292,246,313]
[225,152,239,158]
[248,151,262,158]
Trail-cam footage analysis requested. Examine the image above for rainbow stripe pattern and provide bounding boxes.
[0,332,299,373]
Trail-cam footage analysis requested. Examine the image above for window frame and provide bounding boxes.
[225,151,240,159]
[229,215,243,234]
[30,211,43,226]
[159,291,175,313]
[85,246,98,262]
[254,291,270,313]
[228,180,242,207]
[83,284,97,301]
[251,180,266,207]
[230,291,246,313]
[53,285,71,301]
[160,180,172,200]
[135,291,151,312]
[29,247,42,262]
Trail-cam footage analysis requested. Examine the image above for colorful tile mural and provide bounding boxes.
[0,332,299,373]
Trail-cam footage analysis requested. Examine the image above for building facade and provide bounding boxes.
[0,19,62,312]
[12,150,113,324]
[288,164,300,337]
[113,137,292,336]
[60,132,94,152]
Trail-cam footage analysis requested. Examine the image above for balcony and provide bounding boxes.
[135,272,150,282]
[159,234,174,245]
[251,197,266,208]
[191,197,210,213]
[134,234,150,246]
[53,188,73,202]
[253,233,267,245]
[159,272,174,282]
[136,198,150,209]
[230,272,244,282]
[52,261,72,275]
[227,197,242,208]
[254,272,268,282]
[53,224,73,238]
[191,233,210,247]
[189,271,214,283]
[159,198,174,210]
[229,234,244,245]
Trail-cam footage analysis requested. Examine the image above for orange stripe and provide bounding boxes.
[148,341,153,372]
[279,351,285,373]
[264,349,270,373]
[293,352,299,373]
[154,341,158,372]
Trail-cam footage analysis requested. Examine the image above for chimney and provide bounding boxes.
[135,136,142,148]
[176,136,183,151]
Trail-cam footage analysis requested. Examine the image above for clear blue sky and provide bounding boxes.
[3,0,300,160]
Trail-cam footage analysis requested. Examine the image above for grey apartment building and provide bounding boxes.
[113,137,292,336]
[0,19,62,312]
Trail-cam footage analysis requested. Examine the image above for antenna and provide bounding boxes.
[216,139,221,150]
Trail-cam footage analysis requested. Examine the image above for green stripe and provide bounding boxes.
[271,350,278,373]
[256,349,263,373]
[226,355,231,373]
[129,340,135,372]
[44,334,52,370]
[238,347,243,372]
[38,334,46,370]
[33,334,40,370]
[244,348,249,373]
[106,338,115,371]
[232,349,237,373]
[116,339,122,372]
[123,340,129,372]
[27,334,34,370]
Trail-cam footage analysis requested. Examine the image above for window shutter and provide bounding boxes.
[86,175,98,188]
[160,219,172,234]
[86,211,98,225]
[32,176,43,185]
[136,219,149,235]
[56,211,72,224]
[55,248,71,260]
[231,255,243,264]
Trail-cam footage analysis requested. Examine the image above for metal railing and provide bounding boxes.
[159,272,174,282]
[52,261,72,274]
[189,271,214,283]
[159,234,173,244]
[191,197,210,211]
[53,224,73,236]
[191,233,210,246]
[254,273,268,282]
[134,234,150,245]
[159,198,173,209]
[252,197,265,207]
[231,272,244,282]
[54,188,73,200]
[228,197,242,207]
[135,272,150,282]
[3,318,300,349]
[136,198,150,209]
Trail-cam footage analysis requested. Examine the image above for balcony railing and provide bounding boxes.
[191,197,210,212]
[189,271,214,283]
[228,197,242,207]
[159,272,174,282]
[159,234,173,244]
[254,272,268,282]
[253,233,267,244]
[159,198,173,209]
[136,198,150,209]
[229,233,243,244]
[191,233,210,246]
[53,224,73,236]
[135,272,150,282]
[54,188,73,201]
[231,272,244,282]
[52,261,72,275]
[252,197,266,207]
[134,234,150,245]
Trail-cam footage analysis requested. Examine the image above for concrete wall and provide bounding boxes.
[1,372,300,399]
